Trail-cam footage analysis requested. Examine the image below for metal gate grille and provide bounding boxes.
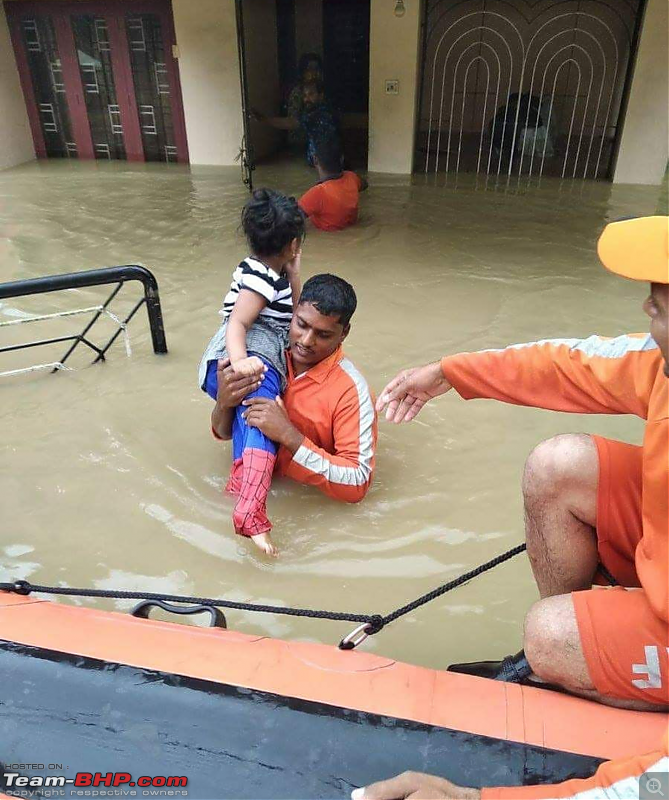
[417,0,642,179]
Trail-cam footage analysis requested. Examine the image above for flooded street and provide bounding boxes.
[0,158,664,669]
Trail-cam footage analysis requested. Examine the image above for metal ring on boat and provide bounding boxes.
[339,623,373,650]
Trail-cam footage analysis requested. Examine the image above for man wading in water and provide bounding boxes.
[359,216,668,798]
[211,274,377,518]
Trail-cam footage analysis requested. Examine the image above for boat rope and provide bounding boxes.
[0,543,527,650]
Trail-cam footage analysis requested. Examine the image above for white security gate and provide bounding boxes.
[417,0,643,179]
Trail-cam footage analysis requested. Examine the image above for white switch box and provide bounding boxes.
[385,80,400,95]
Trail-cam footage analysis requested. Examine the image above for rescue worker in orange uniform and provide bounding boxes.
[212,273,377,507]
[362,216,668,797]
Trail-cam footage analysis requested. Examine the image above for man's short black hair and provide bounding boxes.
[314,137,343,173]
[298,274,357,328]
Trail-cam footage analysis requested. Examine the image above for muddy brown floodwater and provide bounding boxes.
[0,157,665,668]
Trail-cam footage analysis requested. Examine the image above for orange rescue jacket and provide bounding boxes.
[441,333,669,623]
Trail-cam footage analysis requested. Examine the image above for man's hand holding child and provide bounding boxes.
[243,396,304,454]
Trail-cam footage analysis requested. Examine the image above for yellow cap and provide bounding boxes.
[597,216,669,284]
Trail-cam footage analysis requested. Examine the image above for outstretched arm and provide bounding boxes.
[441,334,658,417]
[251,108,299,130]
[378,334,660,424]
[376,361,452,423]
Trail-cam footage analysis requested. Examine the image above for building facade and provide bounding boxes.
[1,0,667,184]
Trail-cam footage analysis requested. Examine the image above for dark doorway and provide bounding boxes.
[240,0,370,177]
[323,0,370,115]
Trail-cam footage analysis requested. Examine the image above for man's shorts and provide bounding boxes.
[572,435,668,705]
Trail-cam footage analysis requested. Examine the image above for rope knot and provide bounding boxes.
[12,580,32,596]
[366,615,385,635]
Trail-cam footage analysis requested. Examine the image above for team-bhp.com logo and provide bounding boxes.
[3,771,188,797]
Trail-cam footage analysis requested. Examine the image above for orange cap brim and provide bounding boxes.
[597,216,669,284]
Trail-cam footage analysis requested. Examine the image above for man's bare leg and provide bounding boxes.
[453,432,665,708]
[522,433,600,598]
[520,434,667,709]
[524,595,666,711]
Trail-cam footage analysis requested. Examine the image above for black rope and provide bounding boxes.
[383,543,527,625]
[0,543,527,648]
[0,580,374,625]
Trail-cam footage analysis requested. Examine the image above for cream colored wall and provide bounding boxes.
[243,0,281,161]
[295,0,323,60]
[0,4,35,170]
[614,0,669,186]
[171,0,242,166]
[368,0,422,174]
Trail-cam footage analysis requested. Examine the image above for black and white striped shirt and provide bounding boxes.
[221,257,293,323]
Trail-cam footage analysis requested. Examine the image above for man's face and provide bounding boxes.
[643,283,669,377]
[303,85,322,108]
[289,302,349,373]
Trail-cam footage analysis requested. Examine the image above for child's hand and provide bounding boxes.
[284,250,301,278]
[231,356,266,377]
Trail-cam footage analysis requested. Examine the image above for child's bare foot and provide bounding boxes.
[251,531,279,557]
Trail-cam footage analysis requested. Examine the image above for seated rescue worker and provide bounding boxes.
[212,273,377,504]
[299,138,368,232]
[365,216,669,796]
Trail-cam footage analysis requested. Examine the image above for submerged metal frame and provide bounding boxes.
[0,265,167,374]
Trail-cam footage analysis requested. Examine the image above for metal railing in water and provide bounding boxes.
[0,265,167,377]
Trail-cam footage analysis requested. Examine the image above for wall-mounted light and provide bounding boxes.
[394,0,406,18]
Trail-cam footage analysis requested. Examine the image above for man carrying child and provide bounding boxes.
[209,272,377,553]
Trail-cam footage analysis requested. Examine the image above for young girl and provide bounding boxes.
[198,189,305,556]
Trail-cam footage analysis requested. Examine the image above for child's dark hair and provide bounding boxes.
[314,137,343,173]
[242,188,305,258]
[298,274,357,328]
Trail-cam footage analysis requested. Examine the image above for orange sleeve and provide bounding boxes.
[482,737,668,799]
[281,382,377,503]
[441,334,660,419]
[299,185,322,219]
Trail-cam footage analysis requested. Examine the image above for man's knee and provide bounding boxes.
[524,596,591,690]
[522,434,598,508]
[524,599,558,681]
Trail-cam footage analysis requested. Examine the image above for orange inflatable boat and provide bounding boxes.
[0,590,664,799]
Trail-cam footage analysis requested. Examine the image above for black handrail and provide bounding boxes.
[0,265,167,356]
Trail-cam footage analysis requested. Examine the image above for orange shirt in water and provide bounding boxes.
[299,172,363,231]
[276,345,377,503]
[441,332,669,623]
